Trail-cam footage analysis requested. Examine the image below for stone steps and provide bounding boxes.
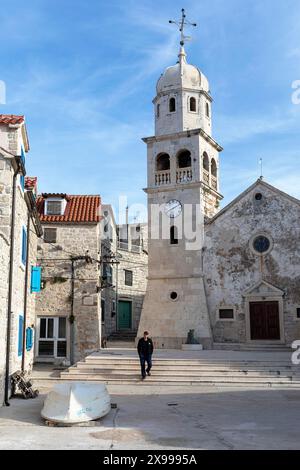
[59,353,300,388]
[68,363,299,373]
[60,374,300,386]
[213,343,292,352]
[63,369,300,378]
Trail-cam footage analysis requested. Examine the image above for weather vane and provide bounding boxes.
[169,8,197,47]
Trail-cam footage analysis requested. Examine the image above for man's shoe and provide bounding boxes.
[142,375,146,380]
[147,371,151,376]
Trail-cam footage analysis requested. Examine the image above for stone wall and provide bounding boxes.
[0,145,38,404]
[36,223,101,363]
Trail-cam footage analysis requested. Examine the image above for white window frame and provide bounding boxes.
[45,198,66,216]
[217,306,236,322]
[36,316,68,361]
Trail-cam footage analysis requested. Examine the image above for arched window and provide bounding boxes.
[156,104,160,118]
[203,152,209,172]
[211,158,217,178]
[169,97,176,113]
[170,225,178,245]
[190,97,196,112]
[206,102,210,118]
[177,150,192,169]
[156,153,170,171]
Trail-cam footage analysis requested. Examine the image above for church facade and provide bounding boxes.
[137,44,300,349]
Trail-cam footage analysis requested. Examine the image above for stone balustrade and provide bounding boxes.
[155,171,171,186]
[176,168,193,184]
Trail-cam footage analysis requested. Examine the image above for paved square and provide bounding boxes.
[1,385,300,450]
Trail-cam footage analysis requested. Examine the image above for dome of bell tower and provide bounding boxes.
[156,47,210,95]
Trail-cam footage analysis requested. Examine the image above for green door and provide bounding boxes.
[118,301,132,330]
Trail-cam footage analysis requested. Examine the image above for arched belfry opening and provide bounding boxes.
[203,152,209,172]
[211,158,217,177]
[202,152,210,185]
[177,150,192,169]
[156,153,170,171]
[211,158,218,190]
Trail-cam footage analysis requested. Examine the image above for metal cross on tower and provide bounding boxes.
[169,8,197,47]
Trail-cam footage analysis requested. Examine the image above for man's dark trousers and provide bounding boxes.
[139,353,152,378]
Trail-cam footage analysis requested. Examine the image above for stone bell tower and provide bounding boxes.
[137,10,223,349]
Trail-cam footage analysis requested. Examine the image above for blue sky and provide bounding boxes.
[1,0,300,222]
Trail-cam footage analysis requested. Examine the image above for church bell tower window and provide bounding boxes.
[169,97,176,113]
[190,97,196,112]
[206,102,210,117]
[156,153,170,171]
[177,150,192,169]
[157,104,160,118]
[170,225,178,245]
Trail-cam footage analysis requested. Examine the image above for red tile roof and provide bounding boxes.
[0,114,25,125]
[36,195,101,224]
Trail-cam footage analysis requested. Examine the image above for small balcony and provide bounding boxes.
[176,168,193,184]
[203,169,209,185]
[155,171,171,186]
[211,175,218,191]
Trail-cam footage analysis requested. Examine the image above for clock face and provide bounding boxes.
[164,200,182,218]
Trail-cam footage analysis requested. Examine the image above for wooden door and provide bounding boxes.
[118,301,132,330]
[250,302,280,340]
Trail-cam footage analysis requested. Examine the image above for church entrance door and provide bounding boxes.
[250,301,280,340]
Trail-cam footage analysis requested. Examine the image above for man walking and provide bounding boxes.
[137,331,154,380]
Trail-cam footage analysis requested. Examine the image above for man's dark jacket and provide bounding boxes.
[137,337,154,356]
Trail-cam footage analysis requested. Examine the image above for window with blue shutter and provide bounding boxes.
[18,315,24,357]
[20,146,25,166]
[26,327,33,351]
[21,227,27,266]
[31,266,42,293]
[20,174,25,190]
[20,147,26,191]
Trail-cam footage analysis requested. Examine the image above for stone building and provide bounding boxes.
[204,179,300,348]
[137,41,300,350]
[35,194,102,364]
[100,204,148,341]
[0,115,42,406]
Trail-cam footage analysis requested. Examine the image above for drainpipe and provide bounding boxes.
[70,259,75,365]
[4,166,19,406]
[21,211,31,372]
[115,257,119,332]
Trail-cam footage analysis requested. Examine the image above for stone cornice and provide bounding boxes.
[142,128,223,152]
[144,181,223,199]
[153,88,213,104]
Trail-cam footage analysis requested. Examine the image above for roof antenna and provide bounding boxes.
[259,157,263,180]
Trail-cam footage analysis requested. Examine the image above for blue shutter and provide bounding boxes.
[26,327,33,351]
[20,147,26,166]
[20,174,25,190]
[21,227,27,265]
[18,315,24,356]
[31,266,42,293]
